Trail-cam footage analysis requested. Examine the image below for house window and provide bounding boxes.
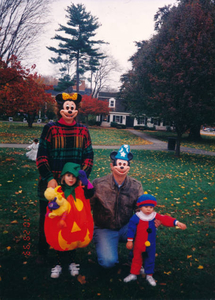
[113,115,122,123]
[109,98,115,108]
[138,117,147,125]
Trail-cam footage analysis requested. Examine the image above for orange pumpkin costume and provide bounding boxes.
[44,185,94,251]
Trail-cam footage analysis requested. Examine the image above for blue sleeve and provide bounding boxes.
[127,214,140,239]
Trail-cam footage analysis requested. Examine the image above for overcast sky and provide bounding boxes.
[34,0,177,88]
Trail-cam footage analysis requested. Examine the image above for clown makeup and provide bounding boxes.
[62,173,77,186]
[140,205,154,215]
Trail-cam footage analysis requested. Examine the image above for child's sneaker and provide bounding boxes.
[123,274,137,282]
[69,263,80,276]
[146,275,156,286]
[51,265,62,278]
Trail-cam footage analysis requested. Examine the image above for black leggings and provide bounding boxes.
[38,200,49,256]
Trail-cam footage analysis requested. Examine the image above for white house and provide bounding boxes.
[96,92,172,130]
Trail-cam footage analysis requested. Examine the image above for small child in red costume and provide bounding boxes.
[123,194,186,286]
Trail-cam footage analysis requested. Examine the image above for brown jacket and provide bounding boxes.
[91,174,144,230]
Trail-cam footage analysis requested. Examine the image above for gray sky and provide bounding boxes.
[35,0,177,88]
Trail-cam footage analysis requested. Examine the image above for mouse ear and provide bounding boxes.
[110,151,117,161]
[56,94,64,105]
[75,93,82,103]
[128,152,133,161]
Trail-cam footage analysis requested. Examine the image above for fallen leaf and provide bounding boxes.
[6,246,11,251]
[77,275,86,284]
[117,268,121,274]
[198,265,204,269]
[11,220,18,224]
[164,271,171,275]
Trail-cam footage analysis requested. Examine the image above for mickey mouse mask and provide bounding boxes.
[56,93,82,124]
[110,145,133,178]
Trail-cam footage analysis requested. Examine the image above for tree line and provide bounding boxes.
[0,1,113,127]
[120,0,215,155]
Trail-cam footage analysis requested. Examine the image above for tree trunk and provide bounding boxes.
[27,111,36,128]
[175,135,181,156]
[76,52,79,93]
[175,128,182,157]
[188,124,202,140]
[85,116,89,127]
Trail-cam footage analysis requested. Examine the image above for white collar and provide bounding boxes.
[136,211,156,221]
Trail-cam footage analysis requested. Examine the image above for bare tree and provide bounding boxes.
[0,0,51,63]
[90,56,121,97]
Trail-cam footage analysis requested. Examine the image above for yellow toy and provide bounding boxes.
[44,186,70,219]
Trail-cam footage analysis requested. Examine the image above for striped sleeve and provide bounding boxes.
[81,127,94,177]
[36,124,54,181]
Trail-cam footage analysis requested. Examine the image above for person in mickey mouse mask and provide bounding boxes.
[36,92,94,264]
[91,144,144,270]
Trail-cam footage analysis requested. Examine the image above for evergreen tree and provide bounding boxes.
[47,3,105,92]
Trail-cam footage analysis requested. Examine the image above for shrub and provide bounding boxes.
[111,122,118,128]
[113,124,127,129]
[88,119,97,126]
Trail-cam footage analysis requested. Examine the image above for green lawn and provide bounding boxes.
[1,122,215,153]
[0,148,214,300]
[0,122,151,145]
[143,130,215,152]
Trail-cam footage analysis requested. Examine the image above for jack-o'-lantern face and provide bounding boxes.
[60,100,78,124]
[111,159,130,177]
[44,188,94,251]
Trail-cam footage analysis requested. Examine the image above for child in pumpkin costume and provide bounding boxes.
[44,162,94,278]
[123,194,186,286]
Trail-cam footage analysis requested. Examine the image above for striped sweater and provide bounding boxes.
[36,119,93,200]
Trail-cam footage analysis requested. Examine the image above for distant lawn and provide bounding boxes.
[1,121,215,152]
[0,148,214,300]
[0,122,151,146]
[143,130,215,152]
[89,127,151,145]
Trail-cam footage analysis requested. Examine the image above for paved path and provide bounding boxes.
[127,130,215,156]
[0,130,214,156]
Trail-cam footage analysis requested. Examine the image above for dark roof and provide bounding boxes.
[98,92,119,99]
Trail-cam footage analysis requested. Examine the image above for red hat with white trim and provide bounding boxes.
[137,194,157,207]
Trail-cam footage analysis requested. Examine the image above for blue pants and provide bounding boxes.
[93,223,131,268]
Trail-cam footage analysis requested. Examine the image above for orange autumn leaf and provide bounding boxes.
[6,246,11,251]
[11,220,18,224]
[77,275,86,284]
